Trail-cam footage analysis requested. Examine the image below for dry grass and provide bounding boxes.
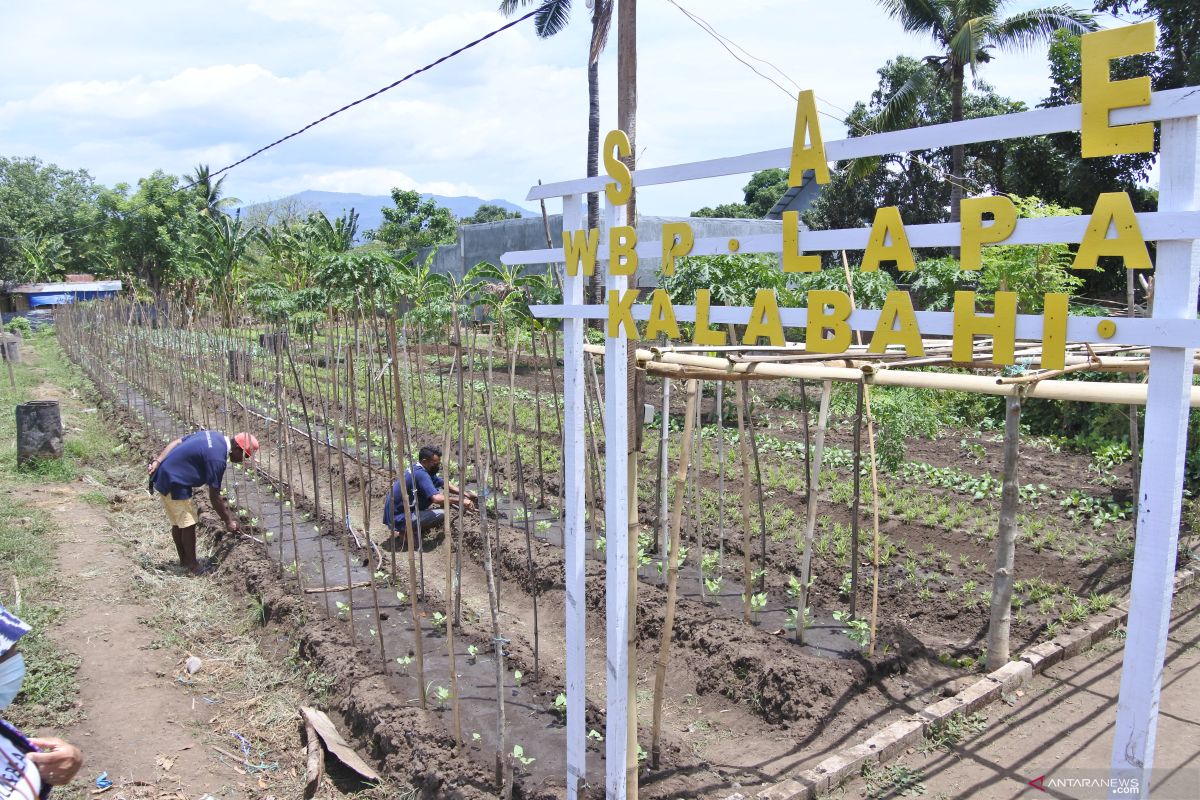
[96,489,408,800]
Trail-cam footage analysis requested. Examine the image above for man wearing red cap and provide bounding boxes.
[147,430,259,575]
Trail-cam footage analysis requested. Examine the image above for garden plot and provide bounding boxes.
[56,301,1178,799]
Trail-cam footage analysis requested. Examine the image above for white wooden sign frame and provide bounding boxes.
[504,86,1200,800]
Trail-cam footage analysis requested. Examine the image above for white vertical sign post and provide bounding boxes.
[561,194,588,798]
[1109,115,1199,798]
[603,200,632,799]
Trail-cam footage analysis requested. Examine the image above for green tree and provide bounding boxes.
[461,203,522,225]
[95,170,193,294]
[873,0,1096,219]
[189,164,239,218]
[692,169,789,219]
[1094,0,1200,89]
[500,0,613,306]
[368,189,457,254]
[0,156,101,282]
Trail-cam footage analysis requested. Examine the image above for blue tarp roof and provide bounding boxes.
[26,289,118,307]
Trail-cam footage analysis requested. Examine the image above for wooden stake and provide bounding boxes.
[986,394,1022,671]
[796,381,832,643]
[734,380,756,623]
[650,379,698,768]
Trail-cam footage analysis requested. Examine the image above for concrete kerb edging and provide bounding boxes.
[725,567,1198,800]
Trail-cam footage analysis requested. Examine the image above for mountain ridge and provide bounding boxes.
[239,189,532,236]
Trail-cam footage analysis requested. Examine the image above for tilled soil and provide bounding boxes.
[72,337,1153,799]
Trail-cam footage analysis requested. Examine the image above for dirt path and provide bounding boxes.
[835,585,1200,800]
[13,482,226,797]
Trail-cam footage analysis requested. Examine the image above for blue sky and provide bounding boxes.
[0,1,1119,216]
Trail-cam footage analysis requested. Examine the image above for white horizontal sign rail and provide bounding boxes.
[528,303,1200,349]
[527,87,1200,201]
[501,210,1200,266]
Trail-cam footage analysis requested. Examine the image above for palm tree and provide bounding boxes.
[874,0,1095,220]
[189,164,240,218]
[500,0,613,304]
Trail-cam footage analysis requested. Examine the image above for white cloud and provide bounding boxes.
[0,0,1102,215]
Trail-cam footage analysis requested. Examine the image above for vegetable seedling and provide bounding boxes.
[749,592,768,616]
[511,744,534,766]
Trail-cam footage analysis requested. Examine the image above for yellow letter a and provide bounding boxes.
[789,90,831,188]
[743,290,785,346]
[862,207,915,272]
[1073,192,1151,270]
[644,290,680,341]
[868,292,924,356]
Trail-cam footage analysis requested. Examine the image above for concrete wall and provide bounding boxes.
[417,214,785,288]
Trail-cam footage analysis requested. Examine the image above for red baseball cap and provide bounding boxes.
[233,432,260,457]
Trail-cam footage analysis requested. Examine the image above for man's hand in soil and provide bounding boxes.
[27,737,83,785]
[208,486,238,532]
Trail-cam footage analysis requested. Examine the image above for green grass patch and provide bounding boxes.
[0,494,82,730]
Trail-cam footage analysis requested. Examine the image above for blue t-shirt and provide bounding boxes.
[153,430,230,500]
[383,464,444,529]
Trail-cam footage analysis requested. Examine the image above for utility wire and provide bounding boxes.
[0,4,544,244]
[664,0,989,196]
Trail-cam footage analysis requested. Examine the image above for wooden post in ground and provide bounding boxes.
[650,378,698,768]
[734,379,756,623]
[603,198,633,799]
[796,381,832,644]
[986,394,1022,671]
[1109,113,1199,795]
[560,194,588,798]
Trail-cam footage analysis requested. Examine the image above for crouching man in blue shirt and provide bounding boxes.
[146,430,259,575]
[383,445,476,550]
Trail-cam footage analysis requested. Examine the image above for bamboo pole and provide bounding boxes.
[986,394,1023,671]
[513,417,540,681]
[650,378,698,769]
[583,346,1200,407]
[386,317,426,709]
[658,377,671,569]
[796,381,832,644]
[865,388,883,657]
[733,380,756,623]
[849,380,864,620]
[441,424,462,745]
[716,380,725,574]
[474,426,510,796]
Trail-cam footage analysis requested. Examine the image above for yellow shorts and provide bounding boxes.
[159,494,198,529]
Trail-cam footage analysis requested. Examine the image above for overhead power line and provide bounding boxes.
[0,4,545,244]
[664,0,990,197]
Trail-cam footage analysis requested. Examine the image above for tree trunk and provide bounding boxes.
[1126,269,1141,533]
[587,53,602,306]
[986,395,1022,671]
[950,63,965,224]
[617,0,637,226]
